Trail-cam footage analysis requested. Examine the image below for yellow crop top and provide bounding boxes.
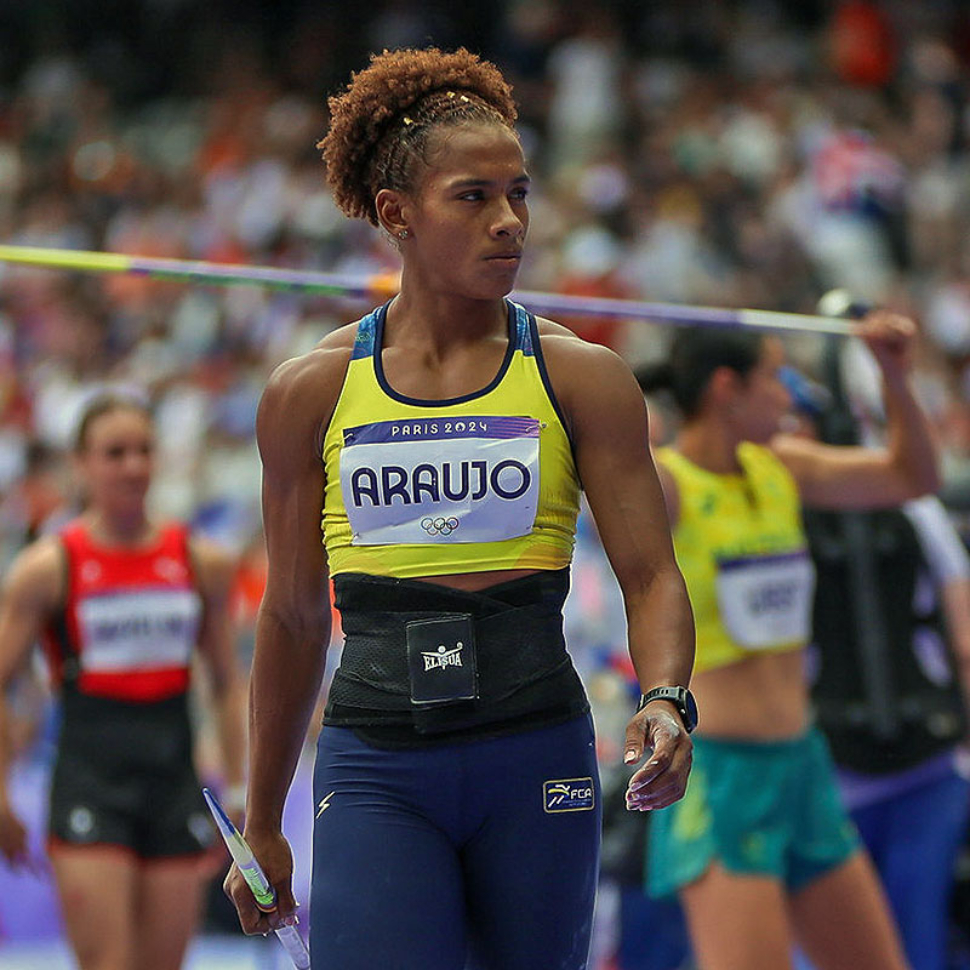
[658,443,816,674]
[321,300,581,578]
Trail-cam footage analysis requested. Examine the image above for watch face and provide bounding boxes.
[682,689,698,731]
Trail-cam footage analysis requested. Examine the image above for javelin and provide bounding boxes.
[0,244,855,336]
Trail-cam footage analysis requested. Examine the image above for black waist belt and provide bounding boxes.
[325,569,588,736]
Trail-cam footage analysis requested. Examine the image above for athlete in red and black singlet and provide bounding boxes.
[0,396,244,970]
[45,519,213,858]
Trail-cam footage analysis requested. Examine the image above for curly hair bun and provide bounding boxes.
[320,47,518,225]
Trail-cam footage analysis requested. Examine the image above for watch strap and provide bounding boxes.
[636,685,697,732]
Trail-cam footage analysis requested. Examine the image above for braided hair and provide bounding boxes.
[319,47,518,227]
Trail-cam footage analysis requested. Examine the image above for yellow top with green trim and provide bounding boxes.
[321,300,580,578]
[658,443,816,674]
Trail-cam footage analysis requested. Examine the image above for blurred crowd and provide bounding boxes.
[1,0,970,565]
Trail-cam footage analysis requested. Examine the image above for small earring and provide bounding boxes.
[398,229,409,239]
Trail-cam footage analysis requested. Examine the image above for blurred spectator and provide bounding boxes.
[788,348,970,970]
[828,1,897,88]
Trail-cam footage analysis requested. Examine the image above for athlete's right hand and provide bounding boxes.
[623,702,693,811]
[0,800,33,870]
[223,826,300,936]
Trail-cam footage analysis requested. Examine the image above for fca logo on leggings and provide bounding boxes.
[543,778,595,813]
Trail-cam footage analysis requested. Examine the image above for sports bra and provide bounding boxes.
[659,444,815,674]
[321,300,581,578]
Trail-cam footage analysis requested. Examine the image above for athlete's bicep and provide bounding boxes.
[256,357,334,630]
[565,348,679,590]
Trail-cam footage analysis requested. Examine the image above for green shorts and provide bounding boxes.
[647,726,859,898]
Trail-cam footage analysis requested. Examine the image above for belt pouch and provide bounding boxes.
[406,613,478,707]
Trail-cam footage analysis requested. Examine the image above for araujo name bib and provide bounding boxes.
[321,301,579,578]
[340,415,540,545]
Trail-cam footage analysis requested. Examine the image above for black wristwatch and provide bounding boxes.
[636,686,698,733]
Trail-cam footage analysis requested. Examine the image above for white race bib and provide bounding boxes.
[78,588,201,672]
[339,416,540,545]
[715,550,816,650]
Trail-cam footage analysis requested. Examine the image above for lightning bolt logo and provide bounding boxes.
[316,791,335,819]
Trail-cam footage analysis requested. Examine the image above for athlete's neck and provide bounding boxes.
[83,509,156,548]
[675,421,745,475]
[386,290,507,354]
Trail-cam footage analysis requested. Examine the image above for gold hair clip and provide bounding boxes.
[402,115,413,126]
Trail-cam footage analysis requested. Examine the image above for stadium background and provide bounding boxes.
[1,1,970,967]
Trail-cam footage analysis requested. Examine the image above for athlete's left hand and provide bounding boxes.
[623,702,692,811]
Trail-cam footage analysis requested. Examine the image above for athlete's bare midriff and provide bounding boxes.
[689,647,810,740]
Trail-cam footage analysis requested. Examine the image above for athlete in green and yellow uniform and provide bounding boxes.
[638,323,935,970]
[657,443,812,674]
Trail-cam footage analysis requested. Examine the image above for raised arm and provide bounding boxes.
[545,329,695,811]
[0,537,62,869]
[224,348,340,936]
[191,536,247,820]
[772,311,940,509]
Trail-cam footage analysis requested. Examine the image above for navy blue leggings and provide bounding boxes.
[851,767,970,970]
[310,715,601,970]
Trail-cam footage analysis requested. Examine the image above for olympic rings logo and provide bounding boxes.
[421,516,460,536]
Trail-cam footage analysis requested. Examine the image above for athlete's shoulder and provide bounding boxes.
[745,439,795,476]
[2,532,65,611]
[187,533,236,598]
[534,316,628,367]
[314,318,362,353]
[531,317,645,444]
[534,316,638,396]
[259,321,359,422]
[534,315,582,340]
[257,319,369,463]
